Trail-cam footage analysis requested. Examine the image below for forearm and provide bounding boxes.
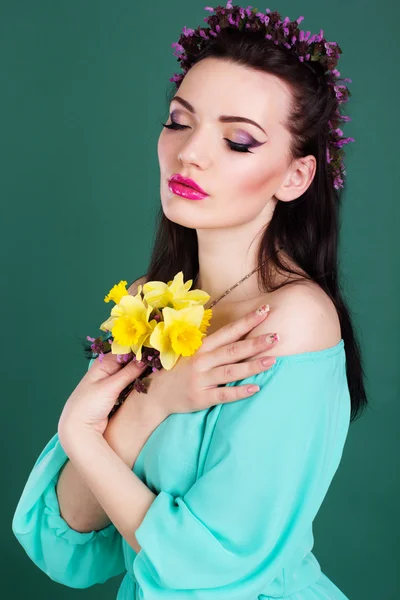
[56,459,112,532]
[57,394,166,533]
[64,428,159,554]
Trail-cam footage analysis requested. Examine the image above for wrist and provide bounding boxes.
[60,425,102,463]
[135,392,169,427]
[103,392,168,467]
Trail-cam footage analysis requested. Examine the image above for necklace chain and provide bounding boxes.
[194,246,284,309]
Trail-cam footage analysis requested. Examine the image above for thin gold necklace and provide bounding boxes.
[194,246,284,309]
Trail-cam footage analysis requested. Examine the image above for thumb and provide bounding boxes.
[87,352,147,382]
[109,354,149,387]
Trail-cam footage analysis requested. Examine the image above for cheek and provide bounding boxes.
[226,154,283,202]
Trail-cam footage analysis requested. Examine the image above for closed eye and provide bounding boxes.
[161,121,254,154]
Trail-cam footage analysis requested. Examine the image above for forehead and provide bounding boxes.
[175,58,291,129]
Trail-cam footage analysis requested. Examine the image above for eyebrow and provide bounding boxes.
[170,96,268,136]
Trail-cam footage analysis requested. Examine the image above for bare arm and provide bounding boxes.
[56,275,149,533]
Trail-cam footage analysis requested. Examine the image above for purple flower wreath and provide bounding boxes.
[169,3,354,191]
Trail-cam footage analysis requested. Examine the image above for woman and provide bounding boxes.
[12,4,367,599]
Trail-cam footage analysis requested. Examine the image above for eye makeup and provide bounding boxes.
[161,114,267,154]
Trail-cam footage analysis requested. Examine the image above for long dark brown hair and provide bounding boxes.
[135,27,368,423]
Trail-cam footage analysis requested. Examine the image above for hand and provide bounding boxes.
[58,353,149,446]
[141,305,279,420]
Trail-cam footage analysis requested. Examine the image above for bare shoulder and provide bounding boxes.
[248,280,342,359]
[127,275,148,296]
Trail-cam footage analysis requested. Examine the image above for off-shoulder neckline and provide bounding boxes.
[273,338,345,364]
[98,331,344,364]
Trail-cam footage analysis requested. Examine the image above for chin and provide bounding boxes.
[161,202,204,228]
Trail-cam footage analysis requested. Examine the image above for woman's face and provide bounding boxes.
[158,57,302,229]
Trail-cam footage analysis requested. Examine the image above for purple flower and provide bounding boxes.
[170,73,184,83]
[182,26,195,37]
[171,42,185,53]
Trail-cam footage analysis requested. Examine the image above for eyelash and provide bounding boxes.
[161,121,254,154]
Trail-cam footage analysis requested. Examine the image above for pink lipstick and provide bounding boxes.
[168,173,209,200]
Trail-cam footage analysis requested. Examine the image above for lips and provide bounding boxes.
[168,180,208,200]
[169,173,208,196]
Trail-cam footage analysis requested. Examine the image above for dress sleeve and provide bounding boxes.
[133,351,351,597]
[11,357,125,589]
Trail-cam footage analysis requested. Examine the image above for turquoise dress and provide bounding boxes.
[12,339,351,599]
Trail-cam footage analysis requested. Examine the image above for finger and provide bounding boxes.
[88,351,145,380]
[209,377,268,405]
[210,353,277,386]
[209,331,279,371]
[201,304,271,353]
[109,355,149,387]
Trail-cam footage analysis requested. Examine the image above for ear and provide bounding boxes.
[274,155,316,202]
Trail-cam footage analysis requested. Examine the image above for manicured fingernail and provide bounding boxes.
[265,333,279,343]
[247,385,260,394]
[256,304,270,316]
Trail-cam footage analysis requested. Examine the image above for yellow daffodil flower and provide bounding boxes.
[103,280,130,304]
[97,274,213,368]
[142,271,210,310]
[149,305,208,370]
[100,285,157,361]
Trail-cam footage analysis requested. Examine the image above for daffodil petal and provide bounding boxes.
[118,294,147,314]
[100,317,116,332]
[142,281,168,294]
[165,305,204,329]
[149,322,166,352]
[168,272,184,295]
[160,348,180,370]
[143,289,172,308]
[111,341,132,355]
[175,289,211,305]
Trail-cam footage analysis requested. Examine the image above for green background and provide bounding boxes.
[2,1,398,598]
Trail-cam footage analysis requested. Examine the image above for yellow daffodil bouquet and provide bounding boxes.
[85,272,212,414]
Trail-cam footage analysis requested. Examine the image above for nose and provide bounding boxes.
[177,127,212,170]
